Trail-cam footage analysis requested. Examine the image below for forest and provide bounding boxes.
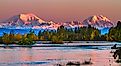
[0,21,121,45]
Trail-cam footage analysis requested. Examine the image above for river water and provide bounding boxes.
[0,43,121,66]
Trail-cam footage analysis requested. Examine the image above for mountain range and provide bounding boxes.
[0,13,114,30]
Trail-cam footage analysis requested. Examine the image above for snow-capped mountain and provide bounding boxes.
[1,13,49,28]
[0,14,115,35]
[82,15,113,29]
[0,14,114,31]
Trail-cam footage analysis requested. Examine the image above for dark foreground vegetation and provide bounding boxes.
[112,45,121,63]
[0,21,121,45]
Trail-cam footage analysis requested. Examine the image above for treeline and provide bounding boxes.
[38,25,101,42]
[108,21,121,42]
[38,20,121,42]
[0,30,37,45]
[0,21,121,45]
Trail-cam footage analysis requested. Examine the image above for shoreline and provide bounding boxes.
[0,41,119,48]
[0,43,113,48]
[36,41,115,44]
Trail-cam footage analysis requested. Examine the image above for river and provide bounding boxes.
[0,42,121,66]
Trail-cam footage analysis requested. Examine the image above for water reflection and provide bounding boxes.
[0,46,120,66]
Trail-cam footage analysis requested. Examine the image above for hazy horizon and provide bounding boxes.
[0,0,121,23]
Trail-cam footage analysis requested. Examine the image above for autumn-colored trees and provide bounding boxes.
[18,37,35,45]
[1,30,37,45]
[2,33,13,45]
[14,34,22,41]
[26,30,38,41]
[18,30,36,45]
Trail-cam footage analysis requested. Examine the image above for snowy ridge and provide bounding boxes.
[1,13,47,28]
[0,14,114,30]
[82,15,113,29]
[19,13,44,23]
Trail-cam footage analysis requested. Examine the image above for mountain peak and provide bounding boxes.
[90,15,110,22]
[19,13,44,22]
[83,15,113,29]
[1,13,48,28]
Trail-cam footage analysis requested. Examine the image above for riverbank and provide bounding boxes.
[0,43,114,48]
[36,41,114,44]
